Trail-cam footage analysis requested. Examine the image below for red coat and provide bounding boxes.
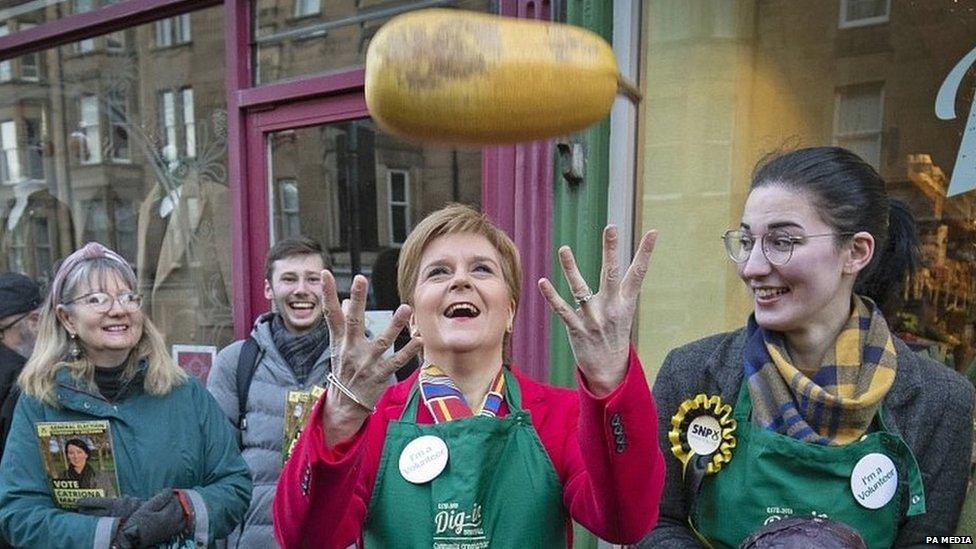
[273,348,665,548]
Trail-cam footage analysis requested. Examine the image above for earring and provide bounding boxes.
[68,333,82,360]
[410,325,421,338]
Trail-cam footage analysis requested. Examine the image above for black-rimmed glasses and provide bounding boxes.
[721,229,854,266]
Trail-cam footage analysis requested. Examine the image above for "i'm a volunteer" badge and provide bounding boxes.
[399,435,449,484]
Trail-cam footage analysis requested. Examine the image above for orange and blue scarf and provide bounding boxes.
[744,296,898,445]
[419,365,506,423]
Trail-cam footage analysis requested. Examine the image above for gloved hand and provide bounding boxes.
[113,490,189,548]
[75,495,144,519]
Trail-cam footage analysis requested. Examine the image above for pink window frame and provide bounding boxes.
[238,90,368,333]
[0,0,556,379]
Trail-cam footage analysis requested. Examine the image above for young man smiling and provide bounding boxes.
[207,237,332,548]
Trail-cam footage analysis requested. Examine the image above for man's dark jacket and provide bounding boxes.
[0,344,26,459]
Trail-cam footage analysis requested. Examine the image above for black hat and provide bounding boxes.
[0,272,42,319]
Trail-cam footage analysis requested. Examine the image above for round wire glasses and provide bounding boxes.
[721,229,854,266]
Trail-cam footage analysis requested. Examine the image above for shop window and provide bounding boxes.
[636,1,976,389]
[839,0,890,28]
[107,91,129,162]
[833,83,884,170]
[155,14,191,47]
[387,169,410,246]
[293,0,320,18]
[76,95,101,164]
[0,25,11,82]
[0,120,19,183]
[0,5,232,352]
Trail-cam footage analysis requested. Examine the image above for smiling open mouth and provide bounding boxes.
[444,302,481,318]
[754,287,790,298]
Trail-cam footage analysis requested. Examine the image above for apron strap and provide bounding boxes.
[399,367,524,422]
[734,379,752,420]
[877,406,927,517]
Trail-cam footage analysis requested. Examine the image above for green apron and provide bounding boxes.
[364,368,568,548]
[692,382,926,548]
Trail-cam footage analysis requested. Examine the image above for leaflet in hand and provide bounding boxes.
[283,386,326,461]
[35,420,121,508]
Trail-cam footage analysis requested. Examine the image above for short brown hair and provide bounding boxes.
[265,237,329,281]
[397,204,522,311]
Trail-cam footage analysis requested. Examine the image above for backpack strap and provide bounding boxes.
[235,337,262,447]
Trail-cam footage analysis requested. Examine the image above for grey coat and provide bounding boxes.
[207,313,330,549]
[638,328,975,548]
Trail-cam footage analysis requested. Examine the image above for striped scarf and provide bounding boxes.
[271,314,329,386]
[744,296,897,445]
[419,365,505,423]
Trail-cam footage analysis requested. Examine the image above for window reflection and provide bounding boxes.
[0,6,232,350]
[251,0,493,85]
[268,119,481,302]
[639,0,976,382]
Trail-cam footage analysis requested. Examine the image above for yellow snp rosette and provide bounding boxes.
[669,394,737,476]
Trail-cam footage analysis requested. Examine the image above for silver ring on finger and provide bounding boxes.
[574,292,595,307]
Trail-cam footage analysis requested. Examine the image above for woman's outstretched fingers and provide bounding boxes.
[600,225,620,292]
[384,337,424,378]
[557,246,593,301]
[538,278,584,332]
[621,230,658,300]
[320,270,345,341]
[344,275,368,345]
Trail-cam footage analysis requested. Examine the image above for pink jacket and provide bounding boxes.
[273,348,665,548]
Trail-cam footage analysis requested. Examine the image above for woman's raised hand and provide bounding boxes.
[538,226,658,396]
[320,272,422,446]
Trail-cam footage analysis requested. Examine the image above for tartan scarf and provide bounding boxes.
[419,364,506,423]
[271,314,329,386]
[744,296,898,445]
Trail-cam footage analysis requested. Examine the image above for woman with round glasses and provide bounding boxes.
[640,147,974,547]
[0,243,251,548]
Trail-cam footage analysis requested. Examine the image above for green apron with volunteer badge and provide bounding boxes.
[363,368,568,548]
[692,382,926,548]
